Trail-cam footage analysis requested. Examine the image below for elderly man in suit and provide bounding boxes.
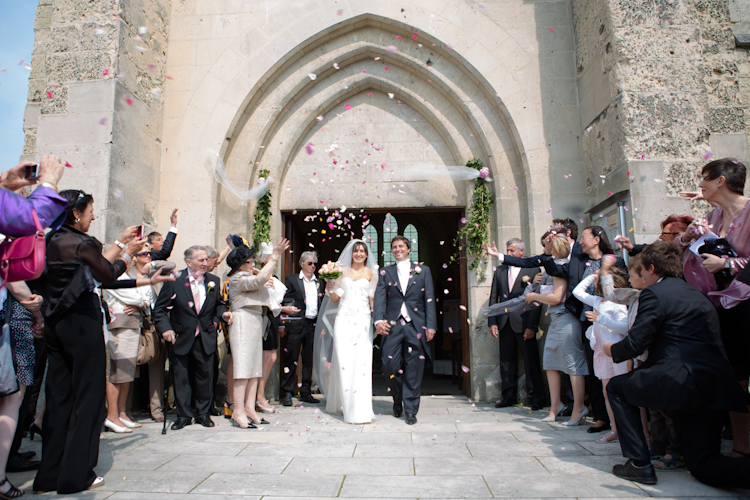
[281,250,325,406]
[154,245,231,430]
[374,235,437,425]
[603,241,750,487]
[489,238,544,410]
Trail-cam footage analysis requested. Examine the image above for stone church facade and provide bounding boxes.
[21,0,750,401]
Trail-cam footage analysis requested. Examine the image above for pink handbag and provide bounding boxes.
[0,209,46,283]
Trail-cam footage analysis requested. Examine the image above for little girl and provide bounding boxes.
[573,267,630,443]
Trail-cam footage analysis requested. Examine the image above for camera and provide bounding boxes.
[24,164,38,180]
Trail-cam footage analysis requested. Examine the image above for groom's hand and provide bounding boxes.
[425,329,435,341]
[376,321,390,335]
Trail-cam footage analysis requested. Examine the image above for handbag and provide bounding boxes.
[136,314,162,365]
[0,209,46,284]
[698,237,737,290]
[0,297,19,397]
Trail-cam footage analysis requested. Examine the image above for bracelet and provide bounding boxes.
[37,181,58,193]
[121,253,132,264]
[114,240,127,250]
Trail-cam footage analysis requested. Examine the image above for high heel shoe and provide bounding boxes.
[224,402,234,419]
[256,401,276,414]
[119,417,142,429]
[29,422,42,440]
[104,418,133,433]
[251,417,270,425]
[597,431,618,443]
[231,418,257,429]
[541,403,565,422]
[561,406,589,426]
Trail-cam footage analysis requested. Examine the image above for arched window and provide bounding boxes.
[383,214,398,266]
[363,224,378,261]
[403,224,419,260]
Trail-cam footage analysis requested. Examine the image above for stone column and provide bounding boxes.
[22,0,170,243]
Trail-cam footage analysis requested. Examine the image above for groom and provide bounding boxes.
[374,235,437,425]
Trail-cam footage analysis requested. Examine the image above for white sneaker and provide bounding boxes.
[87,477,105,490]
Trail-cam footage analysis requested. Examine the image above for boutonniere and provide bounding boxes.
[521,276,530,283]
[414,265,422,274]
[207,281,216,291]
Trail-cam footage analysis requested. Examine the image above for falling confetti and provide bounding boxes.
[386,45,398,53]
[549,27,555,33]
[308,73,317,80]
[461,365,470,373]
[124,97,133,106]
[703,150,713,160]
[344,104,351,110]
[305,143,314,155]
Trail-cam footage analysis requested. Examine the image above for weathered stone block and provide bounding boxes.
[80,23,118,51]
[41,85,68,115]
[46,53,83,82]
[50,26,80,53]
[707,106,746,132]
[34,4,53,31]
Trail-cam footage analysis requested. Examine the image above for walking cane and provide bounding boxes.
[162,341,174,435]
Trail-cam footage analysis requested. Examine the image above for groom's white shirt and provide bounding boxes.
[396,259,412,322]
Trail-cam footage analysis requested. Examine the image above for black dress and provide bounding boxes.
[33,225,136,495]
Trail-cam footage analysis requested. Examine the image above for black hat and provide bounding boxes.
[226,245,256,276]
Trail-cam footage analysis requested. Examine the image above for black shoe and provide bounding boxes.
[18,451,36,460]
[561,404,573,417]
[298,394,320,404]
[495,399,516,408]
[587,423,611,433]
[393,403,403,418]
[29,422,42,440]
[209,405,222,416]
[612,459,657,484]
[531,403,544,411]
[171,417,193,430]
[194,415,215,427]
[6,454,40,472]
[281,393,293,406]
[405,414,417,425]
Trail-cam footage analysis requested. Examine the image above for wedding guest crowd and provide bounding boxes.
[2,152,750,495]
[484,157,750,488]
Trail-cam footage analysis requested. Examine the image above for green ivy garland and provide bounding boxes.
[252,169,272,248]
[451,158,493,281]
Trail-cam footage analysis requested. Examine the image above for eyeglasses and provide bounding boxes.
[661,232,680,236]
[137,252,151,257]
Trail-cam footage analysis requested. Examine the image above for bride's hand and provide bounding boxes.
[325,281,334,291]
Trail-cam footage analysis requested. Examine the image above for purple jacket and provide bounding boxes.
[0,186,67,237]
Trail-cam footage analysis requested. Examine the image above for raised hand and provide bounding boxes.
[482,241,501,258]
[272,237,290,258]
[170,208,179,227]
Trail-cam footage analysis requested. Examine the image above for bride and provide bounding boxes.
[313,239,377,424]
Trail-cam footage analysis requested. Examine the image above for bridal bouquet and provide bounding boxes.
[319,261,343,281]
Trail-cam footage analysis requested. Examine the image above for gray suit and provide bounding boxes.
[373,261,437,415]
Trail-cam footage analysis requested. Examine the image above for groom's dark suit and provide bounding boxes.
[374,260,437,415]
[154,269,227,419]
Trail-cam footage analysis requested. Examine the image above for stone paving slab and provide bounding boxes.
[6,395,750,499]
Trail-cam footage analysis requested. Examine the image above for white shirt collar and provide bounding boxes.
[396,259,411,269]
[299,271,316,282]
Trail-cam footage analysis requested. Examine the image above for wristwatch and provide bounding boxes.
[724,259,731,270]
[114,240,127,250]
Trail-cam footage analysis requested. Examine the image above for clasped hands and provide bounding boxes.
[375,321,435,341]
[162,311,232,344]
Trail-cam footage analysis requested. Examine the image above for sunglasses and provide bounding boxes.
[305,261,316,266]
[661,232,680,236]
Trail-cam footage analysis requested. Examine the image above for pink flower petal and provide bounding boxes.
[461,365,470,373]
[124,97,133,106]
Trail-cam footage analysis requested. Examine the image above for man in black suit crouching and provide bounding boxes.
[154,245,231,430]
[488,238,544,410]
[604,241,750,487]
[281,250,325,406]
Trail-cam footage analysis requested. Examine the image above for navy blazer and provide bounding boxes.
[373,262,438,359]
[153,269,228,357]
[611,277,745,412]
[151,230,176,261]
[488,264,541,333]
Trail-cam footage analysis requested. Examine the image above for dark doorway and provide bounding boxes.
[281,207,469,396]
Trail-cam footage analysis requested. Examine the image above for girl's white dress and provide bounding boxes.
[573,274,630,380]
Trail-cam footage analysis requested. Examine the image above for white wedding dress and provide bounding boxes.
[325,277,376,423]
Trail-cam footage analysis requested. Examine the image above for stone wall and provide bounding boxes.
[23,0,170,242]
[573,0,750,243]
